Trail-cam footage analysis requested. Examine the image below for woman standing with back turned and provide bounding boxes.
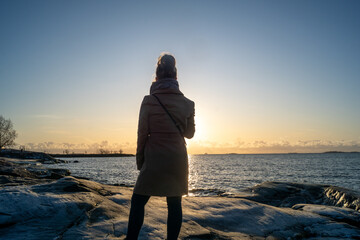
[126,53,195,240]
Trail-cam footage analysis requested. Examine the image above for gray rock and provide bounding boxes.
[0,149,66,164]
[238,181,360,212]
[0,158,71,187]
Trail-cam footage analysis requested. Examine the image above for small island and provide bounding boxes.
[322,151,360,154]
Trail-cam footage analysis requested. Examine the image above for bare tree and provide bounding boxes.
[0,115,18,152]
[98,148,109,154]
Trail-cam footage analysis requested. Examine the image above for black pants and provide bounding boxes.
[126,193,182,240]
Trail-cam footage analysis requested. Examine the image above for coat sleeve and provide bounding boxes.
[136,96,149,170]
[183,101,195,139]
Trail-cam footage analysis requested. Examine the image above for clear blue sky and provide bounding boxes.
[1,0,359,153]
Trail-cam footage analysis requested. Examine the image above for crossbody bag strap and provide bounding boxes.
[152,94,186,145]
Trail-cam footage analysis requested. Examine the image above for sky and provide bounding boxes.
[1,0,360,154]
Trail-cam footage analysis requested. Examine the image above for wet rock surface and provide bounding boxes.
[0,159,359,239]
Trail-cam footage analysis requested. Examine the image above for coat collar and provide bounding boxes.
[151,88,184,95]
[150,78,183,95]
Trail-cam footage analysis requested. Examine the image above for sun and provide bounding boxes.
[191,113,207,142]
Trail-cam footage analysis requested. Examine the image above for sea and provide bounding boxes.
[48,153,360,196]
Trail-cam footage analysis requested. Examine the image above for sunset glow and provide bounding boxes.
[1,0,359,154]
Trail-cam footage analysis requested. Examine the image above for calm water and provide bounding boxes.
[48,153,360,195]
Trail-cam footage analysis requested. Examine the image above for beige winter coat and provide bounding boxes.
[133,87,195,197]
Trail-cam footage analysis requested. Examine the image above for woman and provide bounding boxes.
[126,53,195,240]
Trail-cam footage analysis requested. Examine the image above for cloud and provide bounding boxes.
[20,140,136,154]
[15,139,360,155]
[188,139,360,154]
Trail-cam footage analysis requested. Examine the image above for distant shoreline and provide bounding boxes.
[216,151,360,155]
[0,149,134,159]
[1,149,359,159]
[50,153,135,158]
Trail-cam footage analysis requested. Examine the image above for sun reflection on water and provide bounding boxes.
[188,154,198,196]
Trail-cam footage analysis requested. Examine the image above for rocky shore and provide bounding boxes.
[0,157,70,186]
[1,157,360,239]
